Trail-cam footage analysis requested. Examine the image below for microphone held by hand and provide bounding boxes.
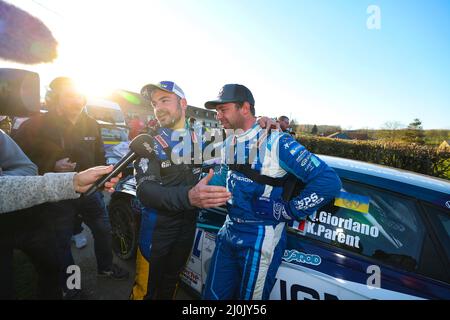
[83,134,155,196]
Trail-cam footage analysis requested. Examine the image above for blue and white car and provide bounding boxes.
[180,155,450,300]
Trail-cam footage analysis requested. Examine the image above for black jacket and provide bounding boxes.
[134,127,203,216]
[13,111,105,174]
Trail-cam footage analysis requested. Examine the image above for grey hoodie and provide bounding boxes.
[0,129,37,176]
[0,172,80,213]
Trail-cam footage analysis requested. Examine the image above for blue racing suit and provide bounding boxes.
[203,123,342,300]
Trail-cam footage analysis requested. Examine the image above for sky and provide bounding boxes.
[2,0,450,129]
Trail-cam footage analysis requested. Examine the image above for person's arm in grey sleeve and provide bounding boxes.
[0,165,119,214]
[0,172,79,213]
[0,130,37,176]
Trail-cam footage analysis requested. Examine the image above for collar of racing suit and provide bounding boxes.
[234,121,259,144]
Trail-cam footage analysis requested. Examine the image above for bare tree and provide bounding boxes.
[382,121,403,130]
[381,121,403,141]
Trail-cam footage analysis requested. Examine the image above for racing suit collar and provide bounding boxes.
[235,121,259,143]
[172,121,192,137]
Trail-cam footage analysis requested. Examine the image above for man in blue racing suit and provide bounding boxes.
[203,84,342,300]
[130,81,231,299]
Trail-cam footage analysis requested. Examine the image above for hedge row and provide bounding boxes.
[296,136,450,180]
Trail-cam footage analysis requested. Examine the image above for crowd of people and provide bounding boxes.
[1,77,128,299]
[0,77,341,300]
[0,0,340,301]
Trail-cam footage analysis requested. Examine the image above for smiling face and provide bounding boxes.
[150,89,186,129]
[214,102,245,130]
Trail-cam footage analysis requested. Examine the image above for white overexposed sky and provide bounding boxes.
[2,0,449,129]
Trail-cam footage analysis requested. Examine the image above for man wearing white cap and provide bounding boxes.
[130,81,231,299]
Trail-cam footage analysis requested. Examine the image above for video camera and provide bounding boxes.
[0,68,41,117]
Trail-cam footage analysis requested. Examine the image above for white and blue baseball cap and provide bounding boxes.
[141,81,185,100]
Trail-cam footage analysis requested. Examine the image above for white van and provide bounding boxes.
[85,98,127,127]
[85,98,129,158]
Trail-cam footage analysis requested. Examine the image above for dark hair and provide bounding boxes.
[278,115,289,122]
[235,101,255,116]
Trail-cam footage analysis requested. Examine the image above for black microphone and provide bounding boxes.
[84,134,155,197]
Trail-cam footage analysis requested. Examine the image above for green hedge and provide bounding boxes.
[297,136,450,180]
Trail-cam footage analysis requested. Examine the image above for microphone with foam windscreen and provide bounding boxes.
[84,134,155,197]
[0,0,58,64]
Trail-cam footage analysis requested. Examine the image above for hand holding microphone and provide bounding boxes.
[83,134,155,196]
[74,165,121,193]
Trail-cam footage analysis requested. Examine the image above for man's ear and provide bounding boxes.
[180,98,188,110]
[242,101,251,116]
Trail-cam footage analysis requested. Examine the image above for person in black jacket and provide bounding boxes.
[14,77,128,298]
[13,80,105,175]
[130,81,231,300]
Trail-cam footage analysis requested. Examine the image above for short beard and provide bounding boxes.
[159,100,183,128]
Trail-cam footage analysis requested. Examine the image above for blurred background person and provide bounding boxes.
[277,115,290,133]
[13,76,128,299]
[188,116,196,129]
[146,117,159,135]
[128,115,145,140]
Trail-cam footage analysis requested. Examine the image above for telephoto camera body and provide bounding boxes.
[0,68,41,117]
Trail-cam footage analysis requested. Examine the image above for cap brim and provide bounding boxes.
[204,99,239,109]
[141,83,172,96]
